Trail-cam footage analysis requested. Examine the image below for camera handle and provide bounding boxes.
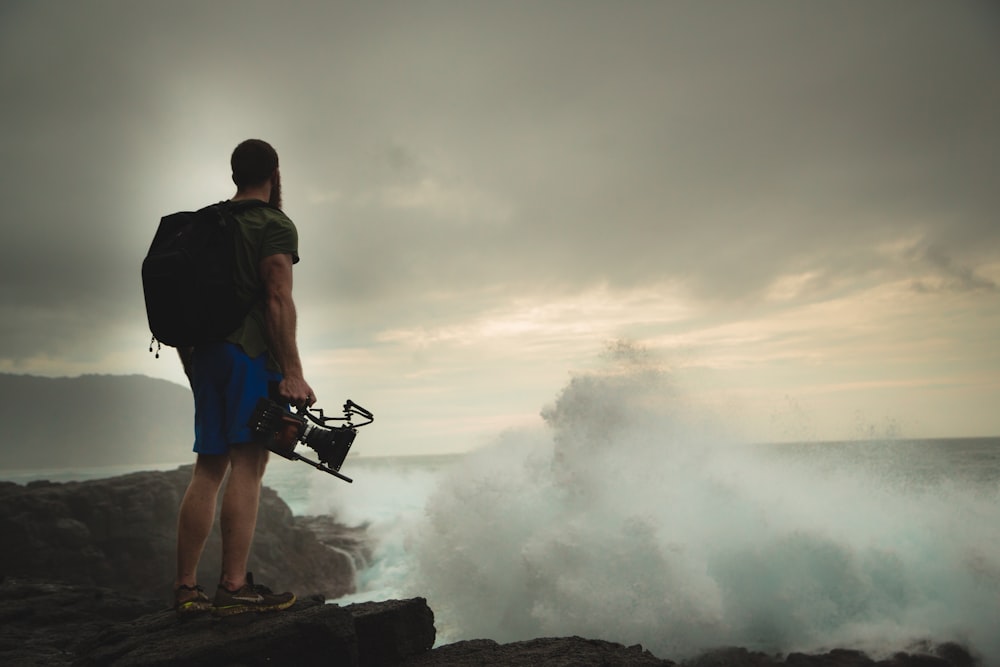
[295,400,374,429]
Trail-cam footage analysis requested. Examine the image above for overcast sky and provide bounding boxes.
[1,1,998,455]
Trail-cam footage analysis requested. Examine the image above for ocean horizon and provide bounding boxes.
[5,436,997,485]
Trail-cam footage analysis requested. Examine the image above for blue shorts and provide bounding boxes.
[191,342,284,455]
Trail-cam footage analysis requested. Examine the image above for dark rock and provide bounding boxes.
[0,578,164,667]
[875,653,952,667]
[681,645,978,667]
[400,636,675,666]
[299,514,374,572]
[0,578,436,667]
[0,466,368,602]
[786,648,877,665]
[0,577,983,667]
[74,599,359,667]
[930,643,978,667]
[684,646,780,666]
[347,598,436,666]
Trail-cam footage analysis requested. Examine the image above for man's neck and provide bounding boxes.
[232,185,270,203]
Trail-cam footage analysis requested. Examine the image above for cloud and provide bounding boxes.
[910,244,998,294]
[1,1,998,444]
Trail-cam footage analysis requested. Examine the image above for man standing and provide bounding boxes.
[173,139,316,616]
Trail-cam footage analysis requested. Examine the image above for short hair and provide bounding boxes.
[231,139,279,189]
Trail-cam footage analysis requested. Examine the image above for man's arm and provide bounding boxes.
[177,346,194,386]
[259,252,315,408]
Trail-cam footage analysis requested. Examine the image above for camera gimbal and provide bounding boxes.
[249,397,374,483]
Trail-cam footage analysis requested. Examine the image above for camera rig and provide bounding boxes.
[248,397,374,483]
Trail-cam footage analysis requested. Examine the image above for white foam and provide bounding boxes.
[358,359,1000,661]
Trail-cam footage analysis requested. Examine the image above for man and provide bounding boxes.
[173,139,316,616]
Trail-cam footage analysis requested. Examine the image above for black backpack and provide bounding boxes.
[142,200,271,352]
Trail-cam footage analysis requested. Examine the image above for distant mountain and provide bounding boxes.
[0,373,194,469]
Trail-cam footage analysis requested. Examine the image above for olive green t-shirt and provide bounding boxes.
[223,201,299,369]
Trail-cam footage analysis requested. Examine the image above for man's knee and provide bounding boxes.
[192,453,229,486]
[229,443,269,478]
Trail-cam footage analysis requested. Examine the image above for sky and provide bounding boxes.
[1,1,998,456]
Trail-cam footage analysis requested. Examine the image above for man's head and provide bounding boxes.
[231,139,282,208]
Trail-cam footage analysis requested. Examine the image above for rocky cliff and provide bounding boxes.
[0,466,368,601]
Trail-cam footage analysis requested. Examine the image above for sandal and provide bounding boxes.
[174,584,212,616]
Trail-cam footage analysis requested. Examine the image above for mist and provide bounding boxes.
[392,347,1000,660]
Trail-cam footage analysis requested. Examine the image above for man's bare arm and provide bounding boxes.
[259,252,315,408]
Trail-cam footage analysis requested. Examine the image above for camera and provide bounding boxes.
[249,397,373,483]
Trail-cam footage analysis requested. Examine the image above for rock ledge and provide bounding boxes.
[0,579,979,667]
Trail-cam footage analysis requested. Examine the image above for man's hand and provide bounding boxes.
[279,376,316,410]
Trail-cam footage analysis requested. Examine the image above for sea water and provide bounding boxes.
[5,367,999,661]
[299,364,1000,662]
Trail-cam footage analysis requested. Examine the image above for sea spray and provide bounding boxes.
[392,349,1000,660]
[298,455,460,604]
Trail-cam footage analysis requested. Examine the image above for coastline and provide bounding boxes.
[0,463,989,665]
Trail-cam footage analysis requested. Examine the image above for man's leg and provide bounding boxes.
[218,443,270,591]
[176,453,230,594]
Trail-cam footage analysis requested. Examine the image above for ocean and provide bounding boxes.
[5,380,1000,662]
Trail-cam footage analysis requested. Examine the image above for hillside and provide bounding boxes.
[0,373,194,469]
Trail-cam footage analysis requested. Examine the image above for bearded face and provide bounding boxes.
[269,169,283,209]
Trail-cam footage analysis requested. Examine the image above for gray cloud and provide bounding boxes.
[1,1,998,364]
[910,244,998,294]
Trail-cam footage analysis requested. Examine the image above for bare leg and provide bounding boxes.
[175,454,230,594]
[218,443,270,591]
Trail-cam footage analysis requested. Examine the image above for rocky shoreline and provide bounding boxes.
[0,466,369,601]
[0,578,977,666]
[0,468,981,666]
